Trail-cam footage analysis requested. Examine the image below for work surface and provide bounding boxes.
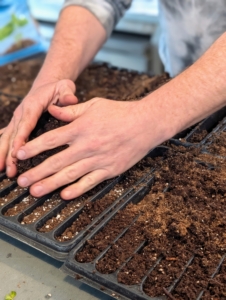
[0,232,114,300]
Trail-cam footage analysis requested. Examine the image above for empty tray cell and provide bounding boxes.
[0,186,27,207]
[3,194,38,217]
[20,193,62,224]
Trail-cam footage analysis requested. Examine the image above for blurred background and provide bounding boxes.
[28,0,163,74]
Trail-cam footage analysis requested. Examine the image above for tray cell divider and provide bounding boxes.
[0,180,17,197]
[196,253,226,300]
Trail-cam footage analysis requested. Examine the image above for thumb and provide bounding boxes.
[48,102,88,122]
[57,79,78,106]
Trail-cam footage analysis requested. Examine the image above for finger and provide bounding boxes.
[48,103,87,123]
[0,122,14,171]
[61,169,109,200]
[57,79,78,106]
[17,144,90,187]
[28,158,101,198]
[11,103,43,158]
[16,123,75,160]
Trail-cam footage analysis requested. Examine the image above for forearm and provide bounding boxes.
[32,6,106,89]
[140,32,226,144]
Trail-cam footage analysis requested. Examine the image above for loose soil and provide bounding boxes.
[4,195,38,217]
[21,193,62,224]
[0,178,14,192]
[188,129,208,143]
[75,147,226,299]
[0,186,27,206]
[56,156,156,242]
[0,93,21,129]
[37,180,112,233]
[206,131,226,156]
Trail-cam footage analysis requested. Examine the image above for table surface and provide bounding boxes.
[0,231,114,300]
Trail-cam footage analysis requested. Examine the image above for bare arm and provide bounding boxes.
[33,6,106,88]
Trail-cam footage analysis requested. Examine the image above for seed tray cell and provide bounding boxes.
[62,149,226,300]
[0,147,166,261]
[170,106,226,146]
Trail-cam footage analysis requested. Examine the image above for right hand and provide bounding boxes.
[0,79,78,177]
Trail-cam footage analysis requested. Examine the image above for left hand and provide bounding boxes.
[15,97,164,200]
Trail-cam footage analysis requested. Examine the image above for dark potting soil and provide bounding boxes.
[206,131,226,156]
[188,129,208,143]
[56,156,155,242]
[202,259,226,299]
[0,178,14,192]
[37,180,112,233]
[0,186,27,206]
[4,194,38,217]
[0,93,21,129]
[75,147,226,299]
[21,193,62,225]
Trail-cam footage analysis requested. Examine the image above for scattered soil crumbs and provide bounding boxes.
[57,156,156,242]
[4,195,38,217]
[206,131,226,156]
[75,147,226,299]
[0,178,14,192]
[0,186,27,206]
[21,193,62,224]
[188,129,208,143]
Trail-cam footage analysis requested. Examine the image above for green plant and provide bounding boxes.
[0,14,28,41]
[4,291,17,300]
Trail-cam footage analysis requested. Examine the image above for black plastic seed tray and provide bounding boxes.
[170,105,226,147]
[62,150,226,300]
[0,147,167,261]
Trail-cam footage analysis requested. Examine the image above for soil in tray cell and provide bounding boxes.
[38,180,112,233]
[172,253,222,300]
[75,207,138,263]
[21,193,62,224]
[205,131,226,156]
[4,195,38,217]
[202,259,226,299]
[56,156,156,242]
[142,244,192,298]
[0,186,27,206]
[0,178,14,192]
[188,129,208,143]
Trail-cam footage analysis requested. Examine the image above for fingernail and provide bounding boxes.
[18,176,29,187]
[17,150,26,159]
[32,185,43,196]
[63,190,72,199]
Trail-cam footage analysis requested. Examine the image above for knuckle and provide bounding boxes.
[48,155,63,171]
[84,175,96,187]
[65,168,78,182]
[44,133,57,148]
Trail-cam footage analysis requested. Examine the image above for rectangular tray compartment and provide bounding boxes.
[0,147,167,261]
[62,149,226,300]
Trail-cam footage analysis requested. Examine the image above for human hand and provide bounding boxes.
[0,79,77,176]
[16,97,164,200]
